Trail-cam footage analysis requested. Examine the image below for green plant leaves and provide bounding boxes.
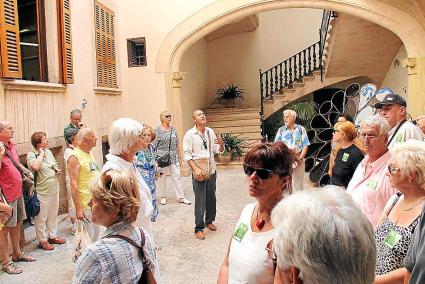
[216,84,245,103]
[221,133,246,156]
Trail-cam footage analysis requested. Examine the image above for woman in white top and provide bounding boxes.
[217,142,295,284]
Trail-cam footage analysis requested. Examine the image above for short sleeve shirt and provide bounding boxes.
[0,141,22,202]
[274,124,310,153]
[388,121,424,149]
[330,144,364,188]
[27,148,60,195]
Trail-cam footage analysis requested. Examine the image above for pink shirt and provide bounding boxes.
[346,151,397,228]
[0,141,23,202]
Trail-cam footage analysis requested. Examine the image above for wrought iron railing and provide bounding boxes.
[259,10,334,136]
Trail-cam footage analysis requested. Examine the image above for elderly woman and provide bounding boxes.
[329,121,364,188]
[271,188,376,284]
[72,170,159,284]
[102,118,154,236]
[217,142,295,283]
[64,127,78,234]
[154,111,191,205]
[374,140,425,283]
[27,132,65,251]
[135,125,159,222]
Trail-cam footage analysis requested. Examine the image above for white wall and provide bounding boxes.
[206,8,323,107]
[380,44,408,99]
[179,39,209,129]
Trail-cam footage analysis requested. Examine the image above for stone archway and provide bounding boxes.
[157,0,425,134]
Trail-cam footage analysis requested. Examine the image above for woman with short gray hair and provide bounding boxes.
[271,188,376,284]
[102,118,154,236]
[374,140,425,283]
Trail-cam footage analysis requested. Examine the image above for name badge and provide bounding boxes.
[384,229,402,249]
[395,133,404,143]
[233,223,249,242]
[295,137,301,146]
[342,152,350,162]
[366,180,378,190]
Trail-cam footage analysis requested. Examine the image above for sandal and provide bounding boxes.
[12,252,37,262]
[2,261,23,274]
[38,241,54,251]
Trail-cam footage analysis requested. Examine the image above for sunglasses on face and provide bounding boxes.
[243,164,286,180]
[388,164,401,174]
[164,115,171,118]
[333,129,340,134]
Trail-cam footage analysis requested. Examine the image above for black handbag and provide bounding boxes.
[156,129,173,168]
[24,159,40,218]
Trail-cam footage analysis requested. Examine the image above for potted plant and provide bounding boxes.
[221,133,246,161]
[216,84,245,107]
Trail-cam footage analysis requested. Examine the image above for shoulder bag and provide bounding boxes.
[156,128,173,168]
[193,130,211,180]
[106,228,157,284]
[387,119,406,146]
[4,149,34,191]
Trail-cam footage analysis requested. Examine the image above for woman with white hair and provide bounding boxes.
[102,118,154,236]
[271,188,376,284]
[374,140,425,283]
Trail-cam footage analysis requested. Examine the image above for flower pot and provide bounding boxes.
[218,153,232,164]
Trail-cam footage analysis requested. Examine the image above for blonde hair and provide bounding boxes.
[90,170,140,223]
[159,111,170,122]
[143,125,156,142]
[391,140,425,190]
[334,121,357,141]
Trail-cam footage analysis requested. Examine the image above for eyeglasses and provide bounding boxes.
[243,164,286,180]
[333,129,340,133]
[388,164,401,174]
[359,133,379,140]
[164,115,171,118]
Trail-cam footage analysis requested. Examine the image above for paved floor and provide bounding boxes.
[0,168,255,284]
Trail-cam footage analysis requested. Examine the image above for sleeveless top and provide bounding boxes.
[375,193,420,275]
[228,203,275,284]
[72,148,100,209]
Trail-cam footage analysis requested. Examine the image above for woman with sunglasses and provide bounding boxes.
[154,111,191,205]
[374,140,425,284]
[72,170,160,284]
[217,142,295,284]
[329,121,364,188]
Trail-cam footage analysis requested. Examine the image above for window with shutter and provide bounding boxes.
[0,0,22,78]
[57,0,73,84]
[94,1,117,88]
[127,37,147,67]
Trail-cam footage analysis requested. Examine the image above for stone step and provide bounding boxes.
[205,107,260,115]
[206,112,260,121]
[208,118,260,127]
[213,125,261,134]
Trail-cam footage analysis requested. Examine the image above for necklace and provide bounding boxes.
[255,206,271,229]
[402,196,425,211]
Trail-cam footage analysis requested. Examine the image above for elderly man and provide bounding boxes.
[0,121,36,274]
[68,127,100,241]
[415,115,425,136]
[271,188,376,284]
[101,118,154,237]
[64,109,83,145]
[346,116,397,228]
[183,110,224,240]
[374,94,424,148]
[274,109,309,191]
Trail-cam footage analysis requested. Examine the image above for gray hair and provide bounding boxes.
[108,118,143,155]
[0,121,8,131]
[70,109,82,117]
[283,109,297,119]
[391,140,425,189]
[76,127,93,145]
[416,115,425,122]
[360,115,390,135]
[271,188,376,284]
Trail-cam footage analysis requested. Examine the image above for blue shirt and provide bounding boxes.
[274,124,310,153]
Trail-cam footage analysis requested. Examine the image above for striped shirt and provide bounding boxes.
[72,221,160,284]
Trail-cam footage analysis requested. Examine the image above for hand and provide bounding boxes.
[193,167,204,181]
[76,208,85,221]
[4,204,12,216]
[215,136,224,146]
[38,147,45,156]
[0,142,5,155]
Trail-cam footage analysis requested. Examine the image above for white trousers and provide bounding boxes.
[65,175,76,218]
[35,192,59,242]
[292,160,306,191]
[83,209,100,242]
[157,163,185,200]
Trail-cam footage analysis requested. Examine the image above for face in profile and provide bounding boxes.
[71,113,82,127]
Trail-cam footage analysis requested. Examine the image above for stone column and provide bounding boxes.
[405,57,425,117]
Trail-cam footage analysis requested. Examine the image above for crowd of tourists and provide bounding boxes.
[1,92,425,283]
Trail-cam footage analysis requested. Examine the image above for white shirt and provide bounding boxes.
[388,120,424,149]
[101,154,154,237]
[228,203,275,284]
[183,126,223,174]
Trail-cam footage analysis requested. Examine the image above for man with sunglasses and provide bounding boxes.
[183,110,224,240]
[374,93,423,149]
[274,110,309,191]
[346,116,397,228]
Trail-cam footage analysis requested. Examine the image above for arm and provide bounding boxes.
[404,271,411,284]
[217,237,232,284]
[28,148,45,171]
[183,132,203,181]
[374,268,407,284]
[0,142,4,170]
[299,146,308,160]
[72,249,103,284]
[68,156,84,220]
[274,128,282,142]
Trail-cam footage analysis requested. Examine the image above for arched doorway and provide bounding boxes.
[156,0,425,134]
